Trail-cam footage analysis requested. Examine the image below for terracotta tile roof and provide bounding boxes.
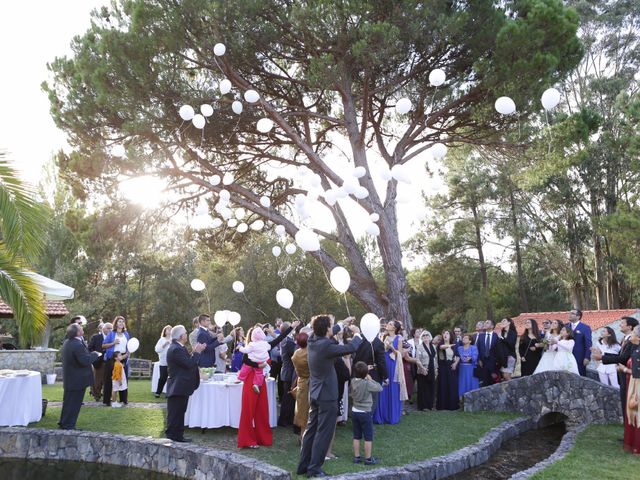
[511,309,639,335]
[0,300,69,318]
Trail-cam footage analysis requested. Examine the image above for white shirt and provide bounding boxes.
[571,321,580,331]
[155,337,171,366]
[114,332,127,353]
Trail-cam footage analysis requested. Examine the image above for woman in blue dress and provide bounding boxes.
[374,320,405,424]
[230,327,245,372]
[458,333,480,398]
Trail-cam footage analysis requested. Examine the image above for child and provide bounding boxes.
[111,351,128,408]
[350,361,382,465]
[238,327,271,393]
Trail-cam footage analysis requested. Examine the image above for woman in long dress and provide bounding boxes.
[374,320,405,425]
[619,324,640,455]
[291,331,310,442]
[230,327,245,373]
[534,319,562,374]
[458,334,480,398]
[436,330,460,410]
[416,331,438,411]
[519,318,543,376]
[497,317,518,381]
[551,326,580,374]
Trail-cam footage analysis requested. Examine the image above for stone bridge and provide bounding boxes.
[463,370,622,426]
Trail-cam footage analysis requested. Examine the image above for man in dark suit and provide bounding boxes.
[166,325,206,442]
[278,322,297,427]
[594,316,639,420]
[297,315,362,478]
[477,320,498,387]
[353,335,387,412]
[195,314,224,368]
[88,322,111,401]
[567,309,592,376]
[59,323,101,430]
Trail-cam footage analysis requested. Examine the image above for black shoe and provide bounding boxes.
[154,394,160,398]
[170,437,192,443]
[353,456,362,464]
[365,457,378,465]
[307,471,327,478]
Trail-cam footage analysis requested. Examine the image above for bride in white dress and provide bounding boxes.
[534,319,561,374]
[551,326,580,374]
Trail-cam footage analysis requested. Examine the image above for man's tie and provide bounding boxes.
[485,333,490,357]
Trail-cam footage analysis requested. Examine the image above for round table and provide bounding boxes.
[184,376,277,428]
[151,362,167,394]
[0,371,42,426]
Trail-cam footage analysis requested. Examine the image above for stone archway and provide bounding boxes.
[462,371,622,426]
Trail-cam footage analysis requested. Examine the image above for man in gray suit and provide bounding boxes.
[297,315,362,478]
[59,323,101,430]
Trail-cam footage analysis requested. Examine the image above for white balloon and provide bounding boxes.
[285,243,297,255]
[360,313,380,342]
[354,186,369,199]
[200,104,214,117]
[342,177,360,195]
[223,172,234,185]
[295,228,321,252]
[213,43,226,56]
[366,222,380,236]
[250,219,265,231]
[126,337,140,354]
[237,222,248,233]
[211,175,221,186]
[353,166,367,178]
[429,68,446,87]
[272,246,282,257]
[192,114,206,129]
[276,288,294,309]
[334,187,348,199]
[431,142,448,159]
[244,89,260,103]
[370,213,380,222]
[260,195,271,208]
[232,281,245,293]
[329,266,350,293]
[228,311,241,326]
[310,174,322,188]
[211,217,223,228]
[228,218,238,228]
[541,88,561,110]
[294,194,307,207]
[219,189,231,201]
[232,100,243,115]
[275,225,286,236]
[214,310,228,328]
[112,144,126,158]
[391,164,412,184]
[220,207,232,220]
[235,208,246,220]
[179,104,195,121]
[190,279,206,291]
[219,79,232,95]
[395,97,412,114]
[257,118,274,133]
[324,189,337,206]
[495,96,516,115]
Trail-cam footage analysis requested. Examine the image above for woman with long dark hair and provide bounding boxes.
[102,315,130,406]
[291,330,310,442]
[415,331,437,411]
[230,327,246,372]
[596,326,621,388]
[619,325,640,455]
[519,318,543,376]
[436,330,459,410]
[373,320,406,424]
[497,317,517,381]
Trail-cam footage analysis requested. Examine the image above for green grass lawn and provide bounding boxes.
[35,405,516,477]
[42,379,163,403]
[532,424,638,480]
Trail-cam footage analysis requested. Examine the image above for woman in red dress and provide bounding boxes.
[237,321,298,448]
[619,324,640,455]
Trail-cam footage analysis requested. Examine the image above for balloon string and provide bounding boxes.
[545,110,553,155]
[274,255,287,287]
[242,292,269,319]
[287,308,301,322]
[343,292,351,318]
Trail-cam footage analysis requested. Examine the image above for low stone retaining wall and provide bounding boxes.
[0,349,58,380]
[331,417,534,480]
[0,427,290,480]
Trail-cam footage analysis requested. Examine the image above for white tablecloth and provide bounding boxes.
[0,372,42,426]
[184,376,277,428]
[151,362,167,393]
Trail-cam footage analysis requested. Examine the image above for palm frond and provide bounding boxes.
[0,245,47,347]
[0,152,49,263]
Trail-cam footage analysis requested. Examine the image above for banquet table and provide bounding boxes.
[184,375,277,428]
[0,371,42,426]
[151,362,167,394]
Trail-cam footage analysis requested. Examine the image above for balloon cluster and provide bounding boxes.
[495,88,562,116]
[214,310,241,327]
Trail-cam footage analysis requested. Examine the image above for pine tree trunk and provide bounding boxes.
[509,187,529,312]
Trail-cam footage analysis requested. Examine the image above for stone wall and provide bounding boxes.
[462,370,622,426]
[0,427,290,480]
[0,349,58,379]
